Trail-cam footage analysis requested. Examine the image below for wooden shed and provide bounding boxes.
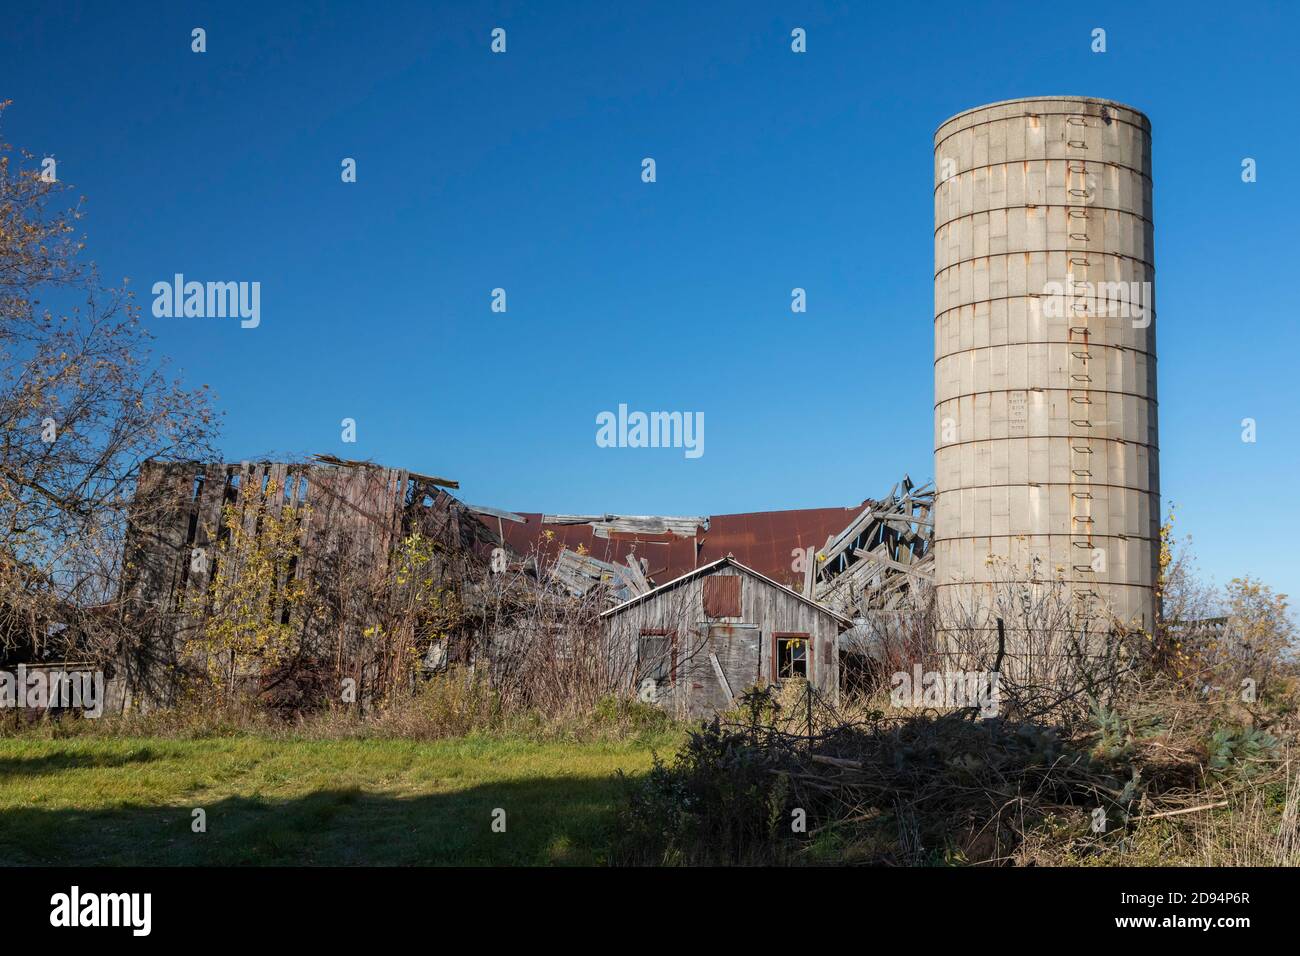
[600,555,851,718]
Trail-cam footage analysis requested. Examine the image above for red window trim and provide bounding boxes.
[772,631,812,683]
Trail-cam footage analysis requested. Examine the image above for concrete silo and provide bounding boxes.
[932,97,1160,637]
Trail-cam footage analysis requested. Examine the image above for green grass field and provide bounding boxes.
[0,733,676,866]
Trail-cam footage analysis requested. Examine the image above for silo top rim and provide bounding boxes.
[936,96,1149,134]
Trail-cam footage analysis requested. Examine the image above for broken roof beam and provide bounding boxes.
[308,453,459,489]
[817,504,880,564]
[621,554,651,596]
[543,514,708,537]
[465,504,527,524]
[850,547,934,579]
[816,553,880,600]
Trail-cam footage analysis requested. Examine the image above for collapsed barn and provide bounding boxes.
[115,455,934,717]
[119,456,499,711]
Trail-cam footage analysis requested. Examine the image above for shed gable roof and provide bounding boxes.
[599,556,851,627]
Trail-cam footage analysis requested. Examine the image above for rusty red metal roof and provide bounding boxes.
[488,502,871,589]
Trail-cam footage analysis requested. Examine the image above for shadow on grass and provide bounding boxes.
[0,774,630,867]
[0,747,160,780]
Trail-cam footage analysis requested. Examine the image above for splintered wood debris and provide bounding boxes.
[465,504,527,523]
[549,548,650,604]
[308,453,459,489]
[811,475,934,616]
[542,514,708,538]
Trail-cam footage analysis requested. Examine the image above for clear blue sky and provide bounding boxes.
[2,1,1297,601]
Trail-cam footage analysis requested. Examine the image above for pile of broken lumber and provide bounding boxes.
[810,475,934,616]
[548,548,650,605]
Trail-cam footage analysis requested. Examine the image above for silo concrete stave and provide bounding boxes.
[932,97,1160,636]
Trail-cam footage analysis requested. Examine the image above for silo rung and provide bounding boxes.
[1069,325,1090,334]
[1072,374,1091,382]
[1073,565,1096,573]
[1072,469,1093,477]
[1070,419,1092,427]
[1068,140,1088,148]
[1069,233,1090,241]
[1070,396,1092,404]
[1072,491,1093,499]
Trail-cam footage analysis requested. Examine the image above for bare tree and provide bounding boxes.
[0,101,218,664]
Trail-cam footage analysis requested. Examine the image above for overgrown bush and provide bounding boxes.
[611,718,810,865]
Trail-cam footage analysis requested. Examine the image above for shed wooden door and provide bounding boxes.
[691,624,760,714]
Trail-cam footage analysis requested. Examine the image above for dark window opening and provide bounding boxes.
[776,635,809,681]
[637,630,674,686]
[839,650,886,699]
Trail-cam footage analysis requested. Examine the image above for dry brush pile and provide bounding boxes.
[615,565,1299,866]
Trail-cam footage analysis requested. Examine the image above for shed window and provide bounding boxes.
[775,634,810,681]
[702,576,741,617]
[637,630,674,685]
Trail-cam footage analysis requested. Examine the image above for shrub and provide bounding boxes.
[611,719,809,865]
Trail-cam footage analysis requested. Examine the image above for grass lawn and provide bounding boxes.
[0,733,678,866]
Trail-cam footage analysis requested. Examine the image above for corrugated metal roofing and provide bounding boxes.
[488,501,872,589]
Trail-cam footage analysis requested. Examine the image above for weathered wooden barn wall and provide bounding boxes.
[119,458,496,708]
[602,558,847,718]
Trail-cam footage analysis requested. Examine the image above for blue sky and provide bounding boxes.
[2,1,1297,601]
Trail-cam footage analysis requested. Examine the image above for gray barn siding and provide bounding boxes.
[604,562,844,719]
[120,459,494,710]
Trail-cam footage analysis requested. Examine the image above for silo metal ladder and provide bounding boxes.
[1065,115,1099,612]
